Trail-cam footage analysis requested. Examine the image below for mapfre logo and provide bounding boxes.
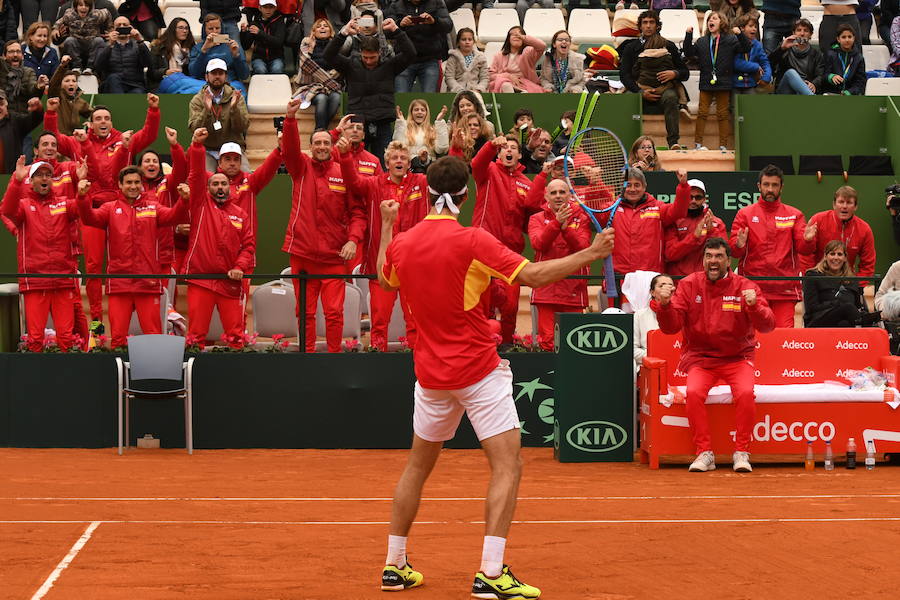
[782,368,815,378]
[782,340,815,349]
[565,420,628,453]
[565,323,628,356]
[835,340,868,350]
[754,414,835,442]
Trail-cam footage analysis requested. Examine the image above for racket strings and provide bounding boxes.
[570,130,627,214]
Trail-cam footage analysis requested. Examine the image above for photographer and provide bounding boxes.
[188,12,249,96]
[803,240,874,327]
[887,184,900,245]
[770,18,824,95]
[94,15,152,93]
[384,0,452,93]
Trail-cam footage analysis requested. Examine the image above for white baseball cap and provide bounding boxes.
[553,155,575,166]
[687,178,706,194]
[260,0,277,5]
[29,162,52,177]
[206,58,228,73]
[219,142,243,157]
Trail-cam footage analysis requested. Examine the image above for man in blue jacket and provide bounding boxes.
[189,12,249,95]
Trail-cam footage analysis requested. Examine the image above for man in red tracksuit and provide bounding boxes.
[44,93,161,331]
[527,172,591,351]
[77,166,188,349]
[340,138,427,351]
[652,237,775,473]
[281,99,366,353]
[664,178,728,277]
[730,164,816,328]
[331,113,385,176]
[471,135,543,345]
[184,129,256,348]
[2,158,81,352]
[801,185,876,278]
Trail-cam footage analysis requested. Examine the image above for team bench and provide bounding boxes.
[637,328,900,469]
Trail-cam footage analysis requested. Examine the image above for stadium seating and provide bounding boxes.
[522,8,566,43]
[684,72,700,114]
[247,74,292,113]
[566,9,614,46]
[659,9,698,45]
[868,19,883,45]
[477,9,520,43]
[862,45,890,71]
[864,77,900,96]
[163,6,203,41]
[449,8,477,34]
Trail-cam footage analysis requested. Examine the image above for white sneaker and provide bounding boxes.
[688,450,716,472]
[694,143,708,151]
[733,451,752,472]
[719,145,729,152]
[299,97,311,110]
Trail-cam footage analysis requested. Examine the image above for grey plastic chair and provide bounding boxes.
[115,334,194,455]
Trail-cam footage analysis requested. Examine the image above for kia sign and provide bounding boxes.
[565,323,629,356]
[566,421,628,453]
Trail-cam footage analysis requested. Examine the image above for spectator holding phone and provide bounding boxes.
[770,18,824,95]
[240,0,287,75]
[339,9,394,61]
[628,135,663,172]
[444,28,489,93]
[189,12,249,96]
[53,0,113,74]
[384,0,452,93]
[94,15,152,93]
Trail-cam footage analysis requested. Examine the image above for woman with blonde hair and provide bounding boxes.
[449,112,491,162]
[628,135,664,171]
[802,240,866,327]
[393,98,450,167]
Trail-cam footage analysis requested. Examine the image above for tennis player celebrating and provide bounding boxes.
[378,156,614,598]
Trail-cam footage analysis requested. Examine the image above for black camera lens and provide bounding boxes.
[117,26,132,36]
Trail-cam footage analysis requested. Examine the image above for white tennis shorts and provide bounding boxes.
[413,360,521,442]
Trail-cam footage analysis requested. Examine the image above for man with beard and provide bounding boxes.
[188,58,250,172]
[664,178,727,276]
[331,113,384,176]
[730,164,816,327]
[183,127,256,348]
[1,41,44,115]
[0,92,42,173]
[801,185,875,278]
[652,237,775,473]
[2,157,81,352]
[281,98,366,352]
[339,138,426,351]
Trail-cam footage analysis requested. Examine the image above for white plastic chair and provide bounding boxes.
[799,9,824,44]
[477,9,520,43]
[484,41,504,65]
[865,78,900,96]
[567,9,614,45]
[163,6,203,40]
[862,45,890,71]
[684,72,700,114]
[252,279,299,340]
[77,75,99,94]
[522,8,566,44]
[659,9,698,45]
[247,74,293,114]
[450,7,477,34]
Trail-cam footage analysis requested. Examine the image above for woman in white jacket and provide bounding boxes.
[634,274,675,373]
[392,99,450,171]
[443,28,489,92]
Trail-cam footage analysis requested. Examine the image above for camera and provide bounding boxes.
[116,26,132,36]
[273,116,285,132]
[886,184,900,210]
[794,35,808,44]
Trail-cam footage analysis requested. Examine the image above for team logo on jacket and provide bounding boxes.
[721,295,742,312]
[408,187,422,201]
[515,180,530,196]
[752,216,759,223]
[135,206,157,218]
[49,201,67,216]
[328,176,346,193]
[640,206,660,219]
[695,295,702,303]
[358,161,377,175]
[228,214,244,229]
[115,208,123,214]
[775,215,796,229]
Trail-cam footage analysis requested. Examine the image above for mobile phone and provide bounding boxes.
[116,26,132,36]
[410,15,424,24]
[358,16,375,28]
[212,33,231,44]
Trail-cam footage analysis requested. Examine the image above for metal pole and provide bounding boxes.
[299,271,307,353]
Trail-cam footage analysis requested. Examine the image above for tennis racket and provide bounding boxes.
[563,127,628,298]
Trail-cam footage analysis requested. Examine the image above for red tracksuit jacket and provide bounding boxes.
[609,182,690,275]
[800,210,876,276]
[281,116,366,264]
[77,190,187,295]
[30,156,82,257]
[471,142,542,253]
[729,198,815,301]
[664,208,728,276]
[328,129,384,178]
[183,143,256,298]
[46,106,161,205]
[528,200,591,307]
[1,178,79,292]
[339,153,428,273]
[652,270,775,373]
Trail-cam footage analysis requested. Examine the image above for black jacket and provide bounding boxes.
[95,40,152,85]
[239,12,286,62]
[1,0,18,43]
[618,37,689,94]
[56,0,118,21]
[147,43,190,91]
[198,0,242,23]
[684,30,751,91]
[324,30,416,122]
[383,0,452,63]
[823,45,867,95]
[0,109,43,174]
[802,269,862,326]
[118,0,165,27]
[770,44,825,91]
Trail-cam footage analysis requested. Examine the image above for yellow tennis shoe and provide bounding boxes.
[471,565,541,599]
[381,561,423,592]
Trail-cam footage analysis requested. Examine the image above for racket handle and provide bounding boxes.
[603,255,618,299]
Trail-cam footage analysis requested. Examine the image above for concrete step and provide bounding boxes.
[245,109,327,170]
[641,114,735,154]
[655,148,735,172]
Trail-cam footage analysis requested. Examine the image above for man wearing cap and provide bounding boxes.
[0,91,43,174]
[2,157,81,352]
[188,57,250,172]
[281,99,366,352]
[664,178,728,277]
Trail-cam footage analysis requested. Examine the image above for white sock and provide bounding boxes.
[480,536,506,578]
[386,535,407,568]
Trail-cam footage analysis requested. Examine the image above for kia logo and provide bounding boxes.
[565,420,628,452]
[565,324,628,356]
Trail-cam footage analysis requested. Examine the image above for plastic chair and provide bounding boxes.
[450,7,477,34]
[477,9,520,43]
[252,279,299,340]
[865,78,900,96]
[484,41,504,65]
[77,75,99,94]
[247,74,293,114]
[659,9,698,45]
[861,45,890,71]
[522,8,566,43]
[567,9,614,45]
[115,334,194,455]
[351,264,371,331]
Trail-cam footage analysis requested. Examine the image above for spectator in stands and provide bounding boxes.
[384,0,452,93]
[393,99,449,171]
[551,109,575,155]
[760,0,800,54]
[823,24,867,95]
[0,93,43,174]
[331,113,384,176]
[325,17,416,167]
[294,19,343,130]
[444,28,489,93]
[855,0,876,44]
[184,128,256,348]
[449,111,491,162]
[53,0,113,74]
[56,0,118,22]
[197,0,243,40]
[875,258,900,312]
[23,22,60,84]
[730,163,816,327]
[733,13,772,94]
[527,170,591,351]
[188,58,250,171]
[683,13,749,151]
[633,273,674,372]
[338,9,394,61]
[349,0,383,29]
[516,0,554,26]
[189,13,249,95]
[508,108,534,140]
[116,0,164,43]
[802,185,875,279]
[802,240,868,327]
[2,156,81,352]
[628,135,663,172]
[448,89,489,129]
[881,0,900,46]
[471,135,543,345]
[664,178,727,276]
[820,0,861,49]
[0,1,17,44]
[300,0,347,39]
[2,41,43,115]
[619,11,689,150]
[770,18,824,95]
[652,237,775,473]
[520,127,555,174]
[47,57,93,134]
[240,0,287,75]
[489,26,546,93]
[892,16,900,76]
[540,30,586,94]
[95,15,152,93]
[711,0,758,24]
[149,17,197,93]
[280,98,366,352]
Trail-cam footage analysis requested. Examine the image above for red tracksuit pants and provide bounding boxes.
[769,300,796,328]
[81,223,106,321]
[290,256,346,353]
[368,280,416,352]
[488,279,519,344]
[23,288,76,352]
[108,293,162,348]
[535,303,582,351]
[685,360,756,454]
[187,284,244,348]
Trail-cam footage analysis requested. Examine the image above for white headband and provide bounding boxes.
[429,185,467,215]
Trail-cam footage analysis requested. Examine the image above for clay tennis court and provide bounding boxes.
[2,447,899,600]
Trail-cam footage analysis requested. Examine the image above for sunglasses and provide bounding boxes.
[690,194,705,200]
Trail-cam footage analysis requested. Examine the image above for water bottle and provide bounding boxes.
[824,441,834,471]
[846,437,857,469]
[805,441,815,471]
[866,441,876,470]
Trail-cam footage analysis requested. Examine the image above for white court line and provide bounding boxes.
[30,521,100,600]
[4,494,900,501]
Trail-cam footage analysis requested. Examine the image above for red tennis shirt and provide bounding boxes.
[383,215,529,390]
